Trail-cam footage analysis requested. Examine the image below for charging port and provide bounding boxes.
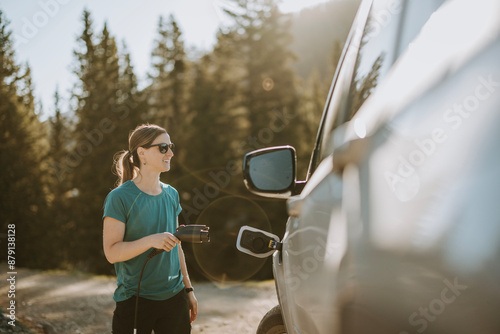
[236,226,281,258]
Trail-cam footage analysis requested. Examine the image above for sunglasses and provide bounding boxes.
[143,143,175,154]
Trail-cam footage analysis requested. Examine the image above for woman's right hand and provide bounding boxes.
[149,232,180,252]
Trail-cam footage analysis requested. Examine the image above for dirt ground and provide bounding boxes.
[0,264,278,334]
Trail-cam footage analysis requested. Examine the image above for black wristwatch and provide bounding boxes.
[185,287,194,294]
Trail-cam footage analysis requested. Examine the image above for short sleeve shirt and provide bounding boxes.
[103,180,184,302]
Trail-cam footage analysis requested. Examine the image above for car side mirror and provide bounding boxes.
[243,146,297,198]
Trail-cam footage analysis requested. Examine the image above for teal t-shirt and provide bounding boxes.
[103,180,184,302]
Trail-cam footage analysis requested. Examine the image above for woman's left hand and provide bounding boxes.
[188,292,198,323]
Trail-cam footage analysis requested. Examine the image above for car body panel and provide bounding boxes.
[330,0,500,332]
[281,158,346,333]
[273,0,448,333]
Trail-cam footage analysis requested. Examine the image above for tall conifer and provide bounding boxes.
[218,0,302,151]
[149,15,187,139]
[71,11,129,271]
[0,11,48,267]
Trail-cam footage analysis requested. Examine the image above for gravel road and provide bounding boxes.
[0,265,278,334]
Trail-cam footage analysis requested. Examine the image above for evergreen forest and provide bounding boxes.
[0,0,358,280]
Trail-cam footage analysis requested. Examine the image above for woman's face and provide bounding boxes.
[142,133,174,173]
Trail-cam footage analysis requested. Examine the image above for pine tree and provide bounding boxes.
[47,89,71,187]
[218,0,302,151]
[45,89,73,266]
[149,15,187,139]
[70,11,129,272]
[0,11,49,267]
[183,53,240,168]
[115,42,146,144]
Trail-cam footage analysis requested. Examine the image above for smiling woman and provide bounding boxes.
[102,123,197,334]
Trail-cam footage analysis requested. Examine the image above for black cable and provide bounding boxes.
[133,249,161,334]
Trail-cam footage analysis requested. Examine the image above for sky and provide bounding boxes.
[1,0,332,119]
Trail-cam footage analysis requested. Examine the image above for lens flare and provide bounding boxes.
[191,195,272,285]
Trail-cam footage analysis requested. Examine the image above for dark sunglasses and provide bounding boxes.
[143,143,175,154]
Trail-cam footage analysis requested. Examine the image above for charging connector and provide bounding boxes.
[147,225,210,259]
[134,224,210,332]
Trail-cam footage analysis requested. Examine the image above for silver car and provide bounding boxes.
[237,0,500,333]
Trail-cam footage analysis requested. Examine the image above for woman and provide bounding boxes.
[103,124,197,334]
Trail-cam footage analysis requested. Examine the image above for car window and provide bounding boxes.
[318,0,445,160]
[316,0,405,163]
[328,0,404,136]
[397,0,447,56]
[305,0,373,179]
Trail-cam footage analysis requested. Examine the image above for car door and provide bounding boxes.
[331,0,500,332]
[277,0,446,333]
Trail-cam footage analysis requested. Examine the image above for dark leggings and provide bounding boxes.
[112,290,191,334]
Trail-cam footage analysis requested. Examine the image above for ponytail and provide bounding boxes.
[112,123,168,187]
[113,150,139,186]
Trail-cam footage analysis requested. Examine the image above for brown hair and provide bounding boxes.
[113,124,167,186]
